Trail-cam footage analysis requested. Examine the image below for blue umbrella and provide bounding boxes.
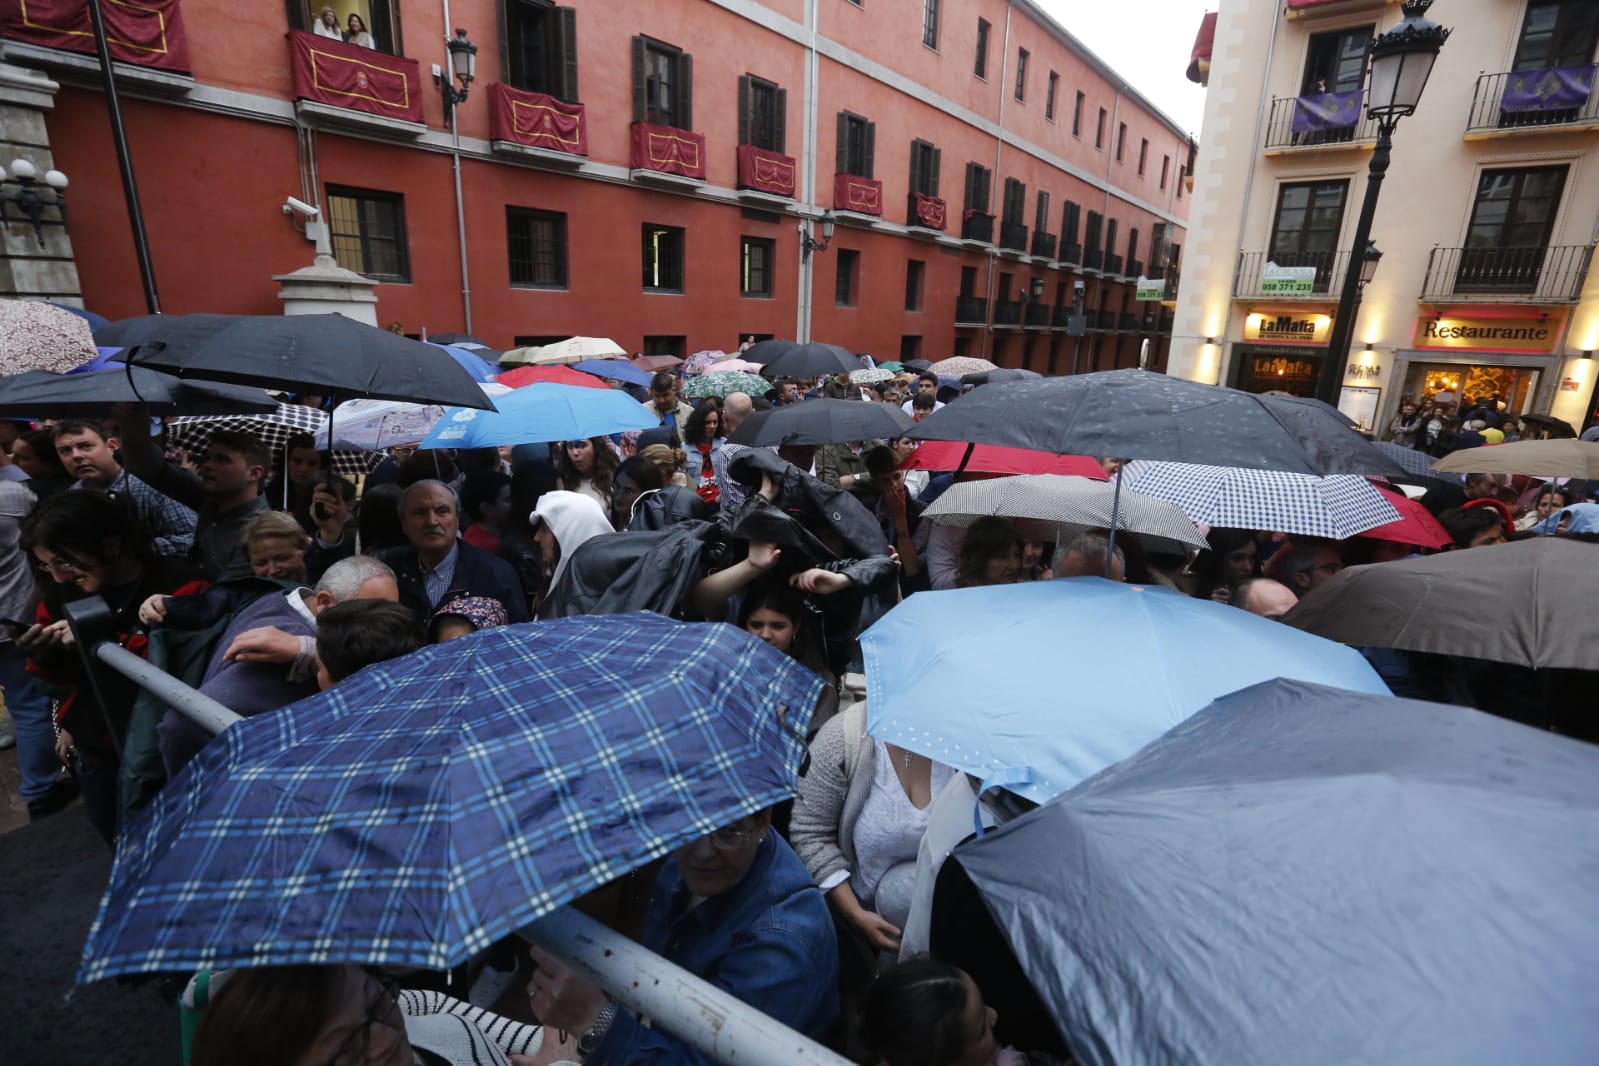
[67,346,125,374]
[78,613,824,982]
[953,678,1599,1065]
[572,358,652,387]
[860,579,1388,804]
[419,381,656,448]
[427,341,498,383]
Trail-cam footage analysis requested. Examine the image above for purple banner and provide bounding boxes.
[1291,90,1364,133]
[1501,65,1596,113]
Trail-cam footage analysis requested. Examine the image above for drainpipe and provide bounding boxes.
[796,0,821,342]
[441,0,473,334]
[984,3,1014,360]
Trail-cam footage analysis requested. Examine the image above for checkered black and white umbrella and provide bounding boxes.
[922,474,1209,555]
[166,404,383,479]
[1122,461,1401,540]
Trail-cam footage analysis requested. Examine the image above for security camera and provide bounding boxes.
[283,196,319,219]
[1073,279,1086,293]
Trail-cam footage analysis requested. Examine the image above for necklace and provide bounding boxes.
[901,748,915,769]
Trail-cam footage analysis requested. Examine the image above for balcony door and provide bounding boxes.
[1302,27,1370,94]
[1269,180,1347,292]
[1456,166,1567,293]
[289,0,400,54]
[1512,0,1599,70]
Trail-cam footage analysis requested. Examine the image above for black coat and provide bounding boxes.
[379,540,531,624]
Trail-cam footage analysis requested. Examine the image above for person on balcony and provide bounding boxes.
[312,6,343,39]
[345,12,375,48]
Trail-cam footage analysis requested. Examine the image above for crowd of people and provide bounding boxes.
[1,350,1593,1066]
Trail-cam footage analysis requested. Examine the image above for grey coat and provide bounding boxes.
[789,677,872,887]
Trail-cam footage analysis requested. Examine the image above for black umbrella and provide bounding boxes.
[0,367,278,417]
[92,312,239,351]
[961,368,1041,387]
[114,313,494,410]
[909,368,1405,477]
[738,338,796,366]
[758,343,864,380]
[728,398,912,447]
[1519,412,1577,439]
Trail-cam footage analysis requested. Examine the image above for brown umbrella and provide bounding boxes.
[0,299,96,373]
[1431,438,1599,479]
[1282,537,1599,670]
[631,354,684,372]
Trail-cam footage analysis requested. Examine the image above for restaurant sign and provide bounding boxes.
[1244,311,1330,345]
[1414,315,1559,352]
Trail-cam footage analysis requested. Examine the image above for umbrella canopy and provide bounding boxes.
[1432,437,1599,478]
[708,358,763,374]
[900,441,1108,479]
[728,398,911,447]
[78,613,823,982]
[93,311,239,351]
[428,342,499,383]
[1519,411,1577,438]
[680,370,770,399]
[758,343,863,379]
[44,300,111,332]
[427,332,486,347]
[571,358,652,387]
[681,350,727,377]
[849,368,897,385]
[1357,485,1451,549]
[927,356,996,376]
[960,368,1040,386]
[875,360,904,373]
[501,336,627,366]
[902,358,932,371]
[630,353,684,372]
[166,405,383,479]
[419,382,656,449]
[115,314,494,409]
[1371,439,1452,479]
[952,678,1599,1066]
[497,364,608,390]
[311,384,510,452]
[861,581,1387,804]
[1122,460,1402,540]
[0,367,278,417]
[922,475,1208,555]
[909,369,1406,477]
[739,338,796,365]
[0,298,98,373]
[1283,536,1599,670]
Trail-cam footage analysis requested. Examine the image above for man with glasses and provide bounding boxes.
[526,807,838,1063]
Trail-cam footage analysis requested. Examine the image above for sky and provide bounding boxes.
[1037,0,1213,136]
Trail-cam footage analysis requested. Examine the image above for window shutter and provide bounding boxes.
[737,75,751,146]
[930,147,941,198]
[1128,227,1139,261]
[836,113,849,174]
[908,143,923,197]
[631,37,646,122]
[864,122,876,179]
[556,7,579,103]
[678,52,693,130]
[774,88,787,154]
[964,162,977,209]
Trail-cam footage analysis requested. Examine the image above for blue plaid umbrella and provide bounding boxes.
[78,613,823,983]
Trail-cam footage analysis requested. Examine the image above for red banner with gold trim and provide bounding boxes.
[630,121,706,179]
[736,144,795,197]
[288,29,422,124]
[912,192,946,230]
[833,173,883,216]
[489,83,587,155]
[1,0,190,72]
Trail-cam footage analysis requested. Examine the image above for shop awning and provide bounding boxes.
[1187,12,1217,86]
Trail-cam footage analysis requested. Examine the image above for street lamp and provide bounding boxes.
[1315,0,1450,405]
[0,158,68,247]
[801,210,837,261]
[439,29,478,120]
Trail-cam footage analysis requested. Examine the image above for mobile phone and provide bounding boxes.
[0,617,32,633]
[313,502,330,522]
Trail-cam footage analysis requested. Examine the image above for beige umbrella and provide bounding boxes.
[928,356,996,376]
[0,299,96,373]
[1431,438,1599,479]
[923,473,1209,555]
[501,336,627,366]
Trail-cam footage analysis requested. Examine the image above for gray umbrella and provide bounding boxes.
[1372,439,1451,478]
[728,398,911,446]
[0,367,278,417]
[922,474,1208,554]
[952,678,1599,1066]
[758,343,864,379]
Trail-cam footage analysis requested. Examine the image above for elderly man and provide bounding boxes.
[524,807,839,1065]
[380,479,529,623]
[711,391,756,511]
[641,371,694,433]
[1233,577,1299,619]
[1055,530,1125,581]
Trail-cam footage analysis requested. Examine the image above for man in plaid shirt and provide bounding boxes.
[54,420,196,558]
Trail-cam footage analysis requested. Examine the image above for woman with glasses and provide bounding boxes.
[15,490,205,843]
[554,436,619,512]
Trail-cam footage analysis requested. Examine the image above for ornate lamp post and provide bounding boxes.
[800,211,838,261]
[0,159,68,247]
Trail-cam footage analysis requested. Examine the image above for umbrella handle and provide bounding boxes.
[1106,463,1125,579]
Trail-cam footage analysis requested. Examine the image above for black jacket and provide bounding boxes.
[380,540,531,624]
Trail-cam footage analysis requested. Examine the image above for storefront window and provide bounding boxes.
[1400,362,1541,414]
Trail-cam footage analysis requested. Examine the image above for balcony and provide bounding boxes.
[1234,250,1352,300]
[288,31,425,136]
[955,295,990,325]
[1052,304,1075,328]
[489,84,587,166]
[1263,93,1378,152]
[1104,253,1125,278]
[1030,232,1058,259]
[1094,310,1117,330]
[993,297,1023,326]
[0,0,193,90]
[1420,245,1595,304]
[630,122,706,186]
[998,221,1030,254]
[1137,270,1179,303]
[1284,0,1401,18]
[834,173,884,217]
[1084,247,1105,271]
[1024,302,1051,328]
[908,193,948,231]
[960,210,995,245]
[1119,313,1141,332]
[1127,258,1145,279]
[1465,67,1599,139]
[736,144,796,200]
[1059,241,1083,266]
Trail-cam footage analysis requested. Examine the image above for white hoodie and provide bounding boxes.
[530,490,614,587]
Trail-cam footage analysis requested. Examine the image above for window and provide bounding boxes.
[1303,26,1372,94]
[1084,210,1102,256]
[1061,200,1081,245]
[642,222,685,291]
[1513,0,1599,69]
[632,36,692,129]
[974,18,990,78]
[1458,165,1569,291]
[1072,91,1085,136]
[836,112,875,177]
[905,259,925,311]
[1116,123,1127,161]
[1138,139,1148,176]
[922,0,939,49]
[506,206,567,288]
[1269,180,1349,290]
[953,336,971,357]
[326,185,409,281]
[1104,218,1118,260]
[1095,108,1107,149]
[1033,191,1050,233]
[963,162,992,212]
[741,236,775,298]
[1127,227,1139,265]
[643,335,685,357]
[909,139,941,197]
[1160,155,1170,190]
[1001,178,1026,225]
[959,265,978,297]
[1177,166,1185,197]
[290,0,399,53]
[899,336,922,362]
[738,75,786,152]
[504,1,579,101]
[1014,48,1028,101]
[1045,71,1059,120]
[835,249,860,307]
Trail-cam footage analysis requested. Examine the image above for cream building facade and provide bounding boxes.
[1172,0,1599,436]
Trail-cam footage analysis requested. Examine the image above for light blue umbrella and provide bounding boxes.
[427,341,498,383]
[860,579,1388,804]
[419,381,656,449]
[573,358,652,387]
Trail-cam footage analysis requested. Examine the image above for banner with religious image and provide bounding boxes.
[1291,90,1363,133]
[288,30,423,122]
[490,83,588,155]
[1,0,191,72]
[1500,65,1596,113]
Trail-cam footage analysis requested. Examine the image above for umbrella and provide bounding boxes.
[728,398,912,447]
[1371,439,1448,478]
[739,338,796,365]
[900,441,1108,479]
[67,346,124,374]
[849,368,897,385]
[909,369,1406,477]
[1357,485,1451,549]
[78,613,824,981]
[427,332,486,347]
[311,384,511,452]
[115,313,494,410]
[960,368,1040,386]
[875,361,904,373]
[93,311,239,351]
[165,405,384,479]
[1283,536,1599,670]
[680,371,770,399]
[497,364,608,390]
[429,342,499,383]
[922,475,1208,555]
[630,353,684,372]
[418,382,657,449]
[927,356,996,376]
[951,678,1599,1066]
[0,298,98,373]
[572,358,652,387]
[1519,412,1577,438]
[860,581,1387,804]
[758,343,863,379]
[681,350,727,377]
[502,336,627,366]
[902,359,932,372]
[0,367,279,417]
[1431,437,1599,478]
[1122,460,1401,540]
[708,358,763,374]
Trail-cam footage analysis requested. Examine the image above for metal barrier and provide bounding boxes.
[64,595,852,1066]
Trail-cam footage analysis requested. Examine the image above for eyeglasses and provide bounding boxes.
[36,555,86,576]
[707,823,762,852]
[324,974,400,1066]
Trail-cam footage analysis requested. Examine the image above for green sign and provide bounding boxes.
[1135,276,1166,301]
[1260,261,1316,295]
